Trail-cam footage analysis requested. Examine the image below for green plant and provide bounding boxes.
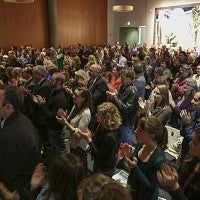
[191,6,200,46]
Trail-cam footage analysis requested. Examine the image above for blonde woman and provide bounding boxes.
[80,102,122,177]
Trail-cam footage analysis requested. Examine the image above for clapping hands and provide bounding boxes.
[121,143,137,169]
[180,109,191,124]
[32,95,46,105]
[79,128,92,143]
[157,163,179,191]
[30,163,46,191]
[0,183,19,200]
[138,97,151,116]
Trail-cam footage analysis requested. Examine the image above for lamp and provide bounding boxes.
[3,0,34,3]
[113,5,133,12]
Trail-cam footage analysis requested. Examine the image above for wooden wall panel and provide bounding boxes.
[57,0,107,46]
[0,0,49,50]
[0,0,107,50]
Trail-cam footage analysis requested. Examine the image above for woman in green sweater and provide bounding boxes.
[123,116,168,200]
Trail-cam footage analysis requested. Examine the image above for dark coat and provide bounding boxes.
[31,79,51,126]
[0,110,39,197]
[40,88,73,132]
[88,76,108,112]
[113,84,139,126]
[21,78,35,118]
[89,128,121,171]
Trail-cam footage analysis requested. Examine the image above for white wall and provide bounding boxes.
[108,0,200,47]
[146,0,200,47]
[107,0,147,45]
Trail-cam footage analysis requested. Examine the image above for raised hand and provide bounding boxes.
[122,143,133,158]
[63,86,73,96]
[157,163,179,191]
[32,95,39,104]
[138,97,146,110]
[37,95,46,105]
[180,109,191,124]
[79,128,92,143]
[57,108,67,118]
[0,182,20,200]
[30,163,46,191]
[124,156,138,169]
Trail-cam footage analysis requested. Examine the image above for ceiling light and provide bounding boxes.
[113,5,133,12]
[3,0,34,3]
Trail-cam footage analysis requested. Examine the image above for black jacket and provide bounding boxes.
[31,79,51,126]
[89,128,121,170]
[0,110,40,198]
[40,88,73,132]
[113,84,139,126]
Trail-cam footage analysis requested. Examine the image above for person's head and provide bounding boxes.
[73,87,93,112]
[11,67,22,79]
[22,67,33,80]
[112,66,121,77]
[50,72,66,89]
[153,84,169,107]
[72,56,81,66]
[48,66,58,76]
[32,65,47,82]
[196,64,200,76]
[154,67,164,77]
[180,64,193,78]
[179,51,187,63]
[77,174,132,200]
[121,67,135,86]
[88,55,97,63]
[135,116,168,149]
[8,50,15,58]
[88,64,101,79]
[153,76,168,87]
[47,153,85,200]
[191,92,200,113]
[0,85,24,119]
[75,69,88,86]
[134,62,144,74]
[183,78,197,97]
[97,102,121,130]
[189,128,200,158]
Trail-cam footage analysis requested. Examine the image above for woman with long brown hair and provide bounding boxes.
[123,116,168,200]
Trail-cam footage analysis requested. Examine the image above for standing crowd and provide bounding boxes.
[0,43,199,199]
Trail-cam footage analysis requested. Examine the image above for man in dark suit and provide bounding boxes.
[0,85,39,199]
[31,65,51,154]
[33,72,72,152]
[88,64,108,132]
[20,66,35,118]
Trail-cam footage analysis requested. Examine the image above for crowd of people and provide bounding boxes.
[0,43,199,199]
